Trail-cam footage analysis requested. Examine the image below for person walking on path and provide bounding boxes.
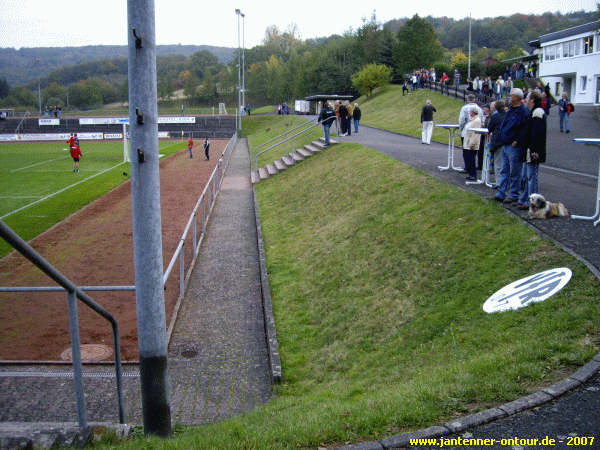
[487,100,507,187]
[345,101,353,136]
[517,91,547,210]
[352,103,361,134]
[188,136,194,158]
[339,101,349,136]
[420,99,437,145]
[318,101,336,146]
[463,107,482,181]
[558,92,573,133]
[494,88,529,204]
[203,137,210,161]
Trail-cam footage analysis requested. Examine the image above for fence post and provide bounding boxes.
[66,289,88,431]
[127,0,171,436]
[192,212,197,254]
[179,242,184,298]
[201,198,206,235]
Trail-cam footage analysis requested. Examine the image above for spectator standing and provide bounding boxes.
[463,107,482,181]
[246,105,252,116]
[345,101,353,136]
[495,76,504,100]
[494,88,529,203]
[352,103,361,134]
[187,136,194,158]
[459,94,482,147]
[318,101,336,146]
[420,99,437,145]
[487,100,507,186]
[505,77,513,97]
[339,101,348,136]
[558,92,572,133]
[335,101,342,134]
[454,69,461,91]
[541,92,551,116]
[477,104,491,170]
[203,137,210,161]
[517,91,547,209]
[411,73,418,91]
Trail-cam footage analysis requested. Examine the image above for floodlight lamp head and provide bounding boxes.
[235,9,240,14]
[241,13,245,17]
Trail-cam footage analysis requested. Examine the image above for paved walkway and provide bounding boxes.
[0,139,271,429]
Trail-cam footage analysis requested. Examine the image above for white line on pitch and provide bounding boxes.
[1,161,126,220]
[10,156,69,173]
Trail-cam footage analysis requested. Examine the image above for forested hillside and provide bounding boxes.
[0,44,235,86]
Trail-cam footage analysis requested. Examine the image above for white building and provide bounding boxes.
[530,20,600,104]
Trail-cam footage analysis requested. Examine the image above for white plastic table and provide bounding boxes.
[435,124,462,171]
[465,127,493,187]
[571,138,600,226]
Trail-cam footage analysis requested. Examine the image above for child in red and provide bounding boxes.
[70,143,82,173]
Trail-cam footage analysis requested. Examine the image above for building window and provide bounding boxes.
[584,35,594,54]
[545,45,557,61]
[562,39,580,58]
[581,76,587,92]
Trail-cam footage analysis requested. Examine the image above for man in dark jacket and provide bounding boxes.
[517,91,547,209]
[420,100,437,144]
[339,102,348,136]
[318,101,336,146]
[494,88,529,203]
[487,100,507,186]
[352,103,361,134]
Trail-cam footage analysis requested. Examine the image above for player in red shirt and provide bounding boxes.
[70,143,82,173]
[187,136,194,158]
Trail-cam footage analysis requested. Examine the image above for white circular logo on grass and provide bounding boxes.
[483,268,572,313]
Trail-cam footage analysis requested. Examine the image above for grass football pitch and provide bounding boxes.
[0,140,183,257]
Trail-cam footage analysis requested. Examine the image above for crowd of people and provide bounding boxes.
[317,100,362,145]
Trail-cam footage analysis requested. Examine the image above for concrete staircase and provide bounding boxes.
[251,138,337,184]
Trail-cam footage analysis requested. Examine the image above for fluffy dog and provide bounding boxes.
[528,193,569,219]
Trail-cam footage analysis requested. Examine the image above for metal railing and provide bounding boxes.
[14,111,31,133]
[163,133,238,339]
[252,118,338,172]
[0,220,126,431]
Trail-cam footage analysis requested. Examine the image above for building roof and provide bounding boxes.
[529,20,600,47]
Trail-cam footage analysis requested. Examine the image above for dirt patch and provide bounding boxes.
[0,140,228,361]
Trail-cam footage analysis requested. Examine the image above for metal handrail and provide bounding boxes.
[0,220,125,430]
[253,118,334,171]
[252,118,315,154]
[14,111,31,133]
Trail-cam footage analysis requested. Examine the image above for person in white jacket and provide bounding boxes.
[463,107,482,180]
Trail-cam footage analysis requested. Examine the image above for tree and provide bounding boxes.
[0,77,9,99]
[42,82,66,107]
[3,86,37,107]
[68,80,102,108]
[395,15,444,74]
[351,63,392,97]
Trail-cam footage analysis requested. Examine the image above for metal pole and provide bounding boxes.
[127,0,171,437]
[468,13,472,81]
[236,9,242,134]
[66,289,88,431]
[179,242,185,298]
[242,13,246,109]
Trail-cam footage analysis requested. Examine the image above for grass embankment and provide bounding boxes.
[243,115,324,169]
[357,85,464,145]
[0,141,183,257]
[104,142,600,449]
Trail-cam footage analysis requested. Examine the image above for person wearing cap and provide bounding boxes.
[458,94,482,172]
[463,106,482,180]
[494,88,529,204]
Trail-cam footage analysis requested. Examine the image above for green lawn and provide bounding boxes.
[103,141,600,449]
[0,140,183,257]
[357,85,465,146]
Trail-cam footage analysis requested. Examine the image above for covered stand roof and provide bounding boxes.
[304,94,355,102]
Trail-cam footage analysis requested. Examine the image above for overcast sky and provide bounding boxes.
[0,0,598,50]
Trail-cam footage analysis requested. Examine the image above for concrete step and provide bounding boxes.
[258,167,270,180]
[297,148,313,158]
[281,155,295,166]
[291,152,304,162]
[273,159,287,171]
[304,144,321,153]
[251,170,260,184]
[266,163,278,176]
[319,137,338,144]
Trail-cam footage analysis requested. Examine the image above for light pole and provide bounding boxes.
[467,13,472,81]
[241,12,246,110]
[235,8,242,134]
